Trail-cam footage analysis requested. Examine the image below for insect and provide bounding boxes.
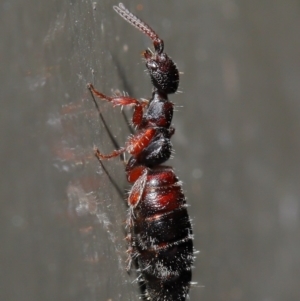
[88,3,194,301]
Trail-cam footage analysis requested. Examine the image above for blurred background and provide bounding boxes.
[1,0,299,300]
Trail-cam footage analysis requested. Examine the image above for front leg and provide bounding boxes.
[87,83,148,127]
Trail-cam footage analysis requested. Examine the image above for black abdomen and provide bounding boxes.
[129,167,194,301]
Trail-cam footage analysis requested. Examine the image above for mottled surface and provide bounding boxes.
[1,1,299,301]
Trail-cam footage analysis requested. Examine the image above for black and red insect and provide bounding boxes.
[88,3,194,301]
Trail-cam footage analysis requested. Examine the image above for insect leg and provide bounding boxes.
[94,146,126,160]
[88,83,147,127]
[88,84,126,198]
[88,83,121,151]
[94,127,156,161]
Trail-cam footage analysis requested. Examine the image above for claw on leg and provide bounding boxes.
[94,146,126,160]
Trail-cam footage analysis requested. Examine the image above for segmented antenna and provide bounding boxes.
[113,3,164,54]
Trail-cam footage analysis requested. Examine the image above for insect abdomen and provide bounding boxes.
[130,168,193,301]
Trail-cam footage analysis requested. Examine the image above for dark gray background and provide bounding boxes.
[1,0,299,301]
